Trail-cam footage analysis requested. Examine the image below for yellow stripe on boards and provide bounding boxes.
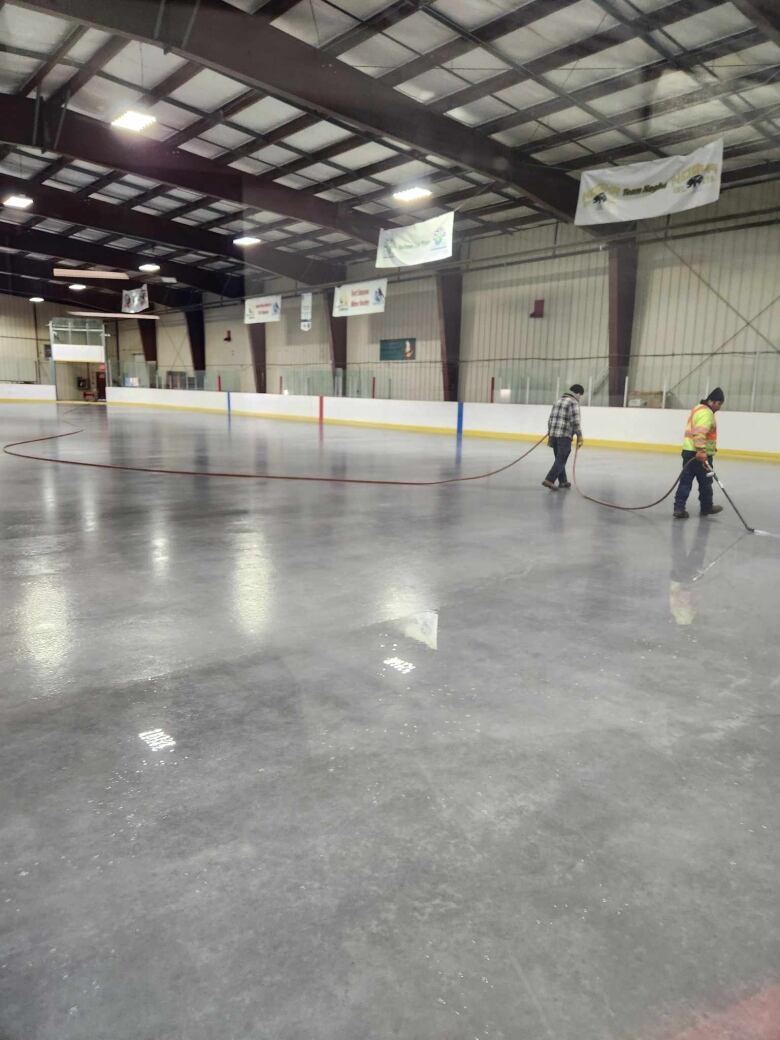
[105,400,226,416]
[0,397,58,405]
[322,417,455,436]
[230,410,319,424]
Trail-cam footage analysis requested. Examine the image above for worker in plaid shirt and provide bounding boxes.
[542,383,584,490]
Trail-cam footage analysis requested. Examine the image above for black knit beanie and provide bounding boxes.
[707,387,725,402]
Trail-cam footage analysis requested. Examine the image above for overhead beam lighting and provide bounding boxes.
[111,110,157,132]
[233,235,261,247]
[29,296,44,303]
[3,193,34,209]
[53,267,129,280]
[393,186,432,203]
[138,263,161,273]
[69,283,87,291]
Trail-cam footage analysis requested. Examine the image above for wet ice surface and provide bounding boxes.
[1,404,779,1040]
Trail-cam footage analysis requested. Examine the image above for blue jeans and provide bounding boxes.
[545,436,572,485]
[674,450,713,512]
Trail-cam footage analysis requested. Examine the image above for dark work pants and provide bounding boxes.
[674,450,714,512]
[545,436,572,485]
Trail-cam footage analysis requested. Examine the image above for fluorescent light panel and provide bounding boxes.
[393,186,432,202]
[3,193,34,209]
[111,110,157,132]
[53,267,129,280]
[69,283,87,291]
[138,263,160,272]
[233,235,261,247]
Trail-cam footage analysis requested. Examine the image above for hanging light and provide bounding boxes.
[139,262,161,273]
[393,186,432,202]
[111,110,157,132]
[69,283,87,291]
[3,193,34,209]
[29,296,44,303]
[233,235,261,247]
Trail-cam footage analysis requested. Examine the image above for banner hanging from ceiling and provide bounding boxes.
[375,212,454,268]
[332,279,387,317]
[122,285,149,313]
[575,139,723,226]
[244,295,281,324]
[300,292,312,332]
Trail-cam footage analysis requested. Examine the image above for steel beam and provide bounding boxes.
[0,224,242,299]
[0,173,343,285]
[0,94,382,246]
[436,271,462,403]
[138,319,158,365]
[608,241,638,408]
[732,0,780,46]
[247,322,266,394]
[184,302,206,377]
[325,290,347,389]
[11,0,580,221]
[0,239,198,307]
[480,27,763,137]
[0,264,114,311]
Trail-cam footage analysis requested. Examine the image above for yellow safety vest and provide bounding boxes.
[682,403,717,455]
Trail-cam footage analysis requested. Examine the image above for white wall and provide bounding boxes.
[630,181,780,413]
[0,383,57,401]
[266,292,331,395]
[346,276,444,401]
[460,222,609,404]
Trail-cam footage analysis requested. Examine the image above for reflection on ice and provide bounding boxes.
[397,609,439,650]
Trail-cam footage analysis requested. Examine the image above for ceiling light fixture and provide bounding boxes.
[233,235,261,247]
[138,262,161,273]
[393,186,432,203]
[69,283,87,291]
[111,110,157,132]
[3,193,34,209]
[53,267,128,280]
[29,296,44,303]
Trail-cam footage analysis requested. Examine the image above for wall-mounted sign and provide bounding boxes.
[122,285,149,313]
[332,278,387,317]
[575,139,723,225]
[376,212,454,268]
[245,294,281,324]
[300,292,312,332]
[380,338,416,361]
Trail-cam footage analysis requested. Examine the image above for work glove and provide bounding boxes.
[577,436,584,448]
[696,450,707,462]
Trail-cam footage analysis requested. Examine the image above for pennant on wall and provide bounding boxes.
[300,292,312,332]
[575,139,723,225]
[376,212,454,268]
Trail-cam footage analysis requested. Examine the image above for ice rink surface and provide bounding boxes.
[1,404,779,1040]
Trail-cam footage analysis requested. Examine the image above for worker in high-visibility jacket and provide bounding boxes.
[673,387,725,519]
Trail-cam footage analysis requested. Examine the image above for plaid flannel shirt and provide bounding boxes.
[547,393,582,439]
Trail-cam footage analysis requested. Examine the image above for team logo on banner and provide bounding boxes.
[122,285,149,313]
[376,212,454,268]
[244,295,282,324]
[575,140,723,225]
[332,279,387,317]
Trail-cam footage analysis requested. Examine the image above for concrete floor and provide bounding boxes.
[1,403,778,1040]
